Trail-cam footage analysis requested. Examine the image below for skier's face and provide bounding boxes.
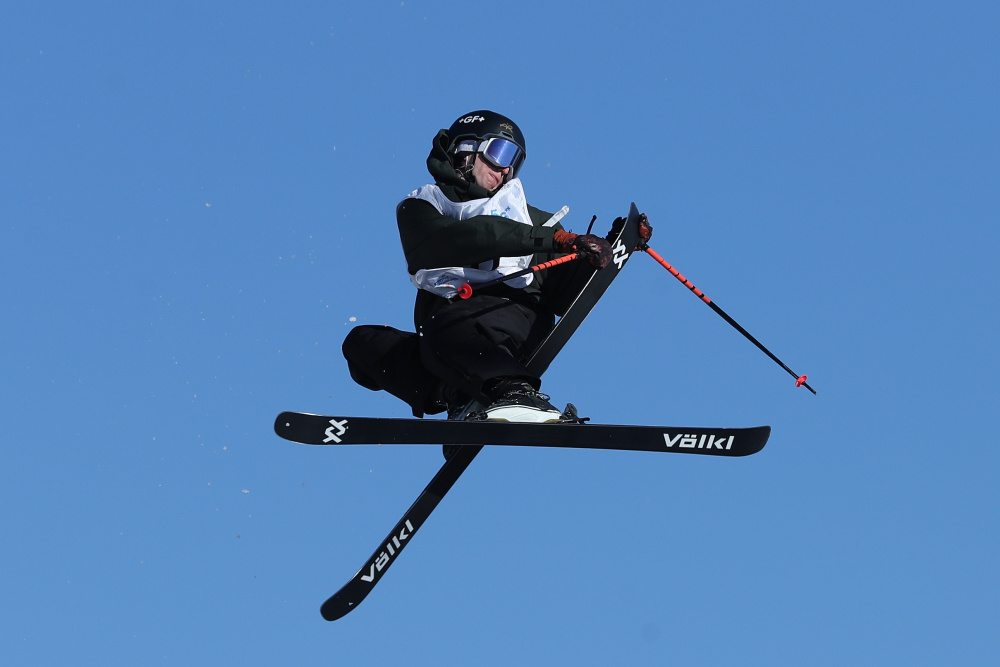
[472,156,509,192]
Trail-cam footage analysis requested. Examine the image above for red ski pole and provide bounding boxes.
[641,243,816,394]
[455,252,582,299]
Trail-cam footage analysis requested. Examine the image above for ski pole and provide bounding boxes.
[456,252,581,299]
[455,208,593,300]
[641,243,816,394]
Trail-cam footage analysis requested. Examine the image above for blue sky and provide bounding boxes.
[3,1,998,664]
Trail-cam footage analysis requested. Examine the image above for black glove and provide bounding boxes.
[638,213,652,244]
[553,230,613,269]
[607,213,653,246]
[607,216,627,240]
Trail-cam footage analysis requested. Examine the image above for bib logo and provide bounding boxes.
[457,115,485,124]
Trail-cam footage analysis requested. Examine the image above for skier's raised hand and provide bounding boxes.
[553,231,613,268]
[608,212,652,246]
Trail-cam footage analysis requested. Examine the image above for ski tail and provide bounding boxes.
[320,444,480,621]
[526,202,642,376]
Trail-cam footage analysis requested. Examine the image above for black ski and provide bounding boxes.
[295,204,642,621]
[275,413,770,458]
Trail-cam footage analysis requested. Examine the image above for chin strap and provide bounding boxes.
[453,152,475,182]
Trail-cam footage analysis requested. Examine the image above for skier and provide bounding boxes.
[342,110,649,425]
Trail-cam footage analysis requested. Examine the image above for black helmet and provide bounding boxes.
[446,110,527,179]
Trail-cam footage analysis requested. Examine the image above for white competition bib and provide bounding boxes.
[405,179,536,298]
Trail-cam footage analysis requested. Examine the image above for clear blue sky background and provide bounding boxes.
[3,1,998,664]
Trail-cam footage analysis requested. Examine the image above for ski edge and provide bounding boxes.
[274,412,770,457]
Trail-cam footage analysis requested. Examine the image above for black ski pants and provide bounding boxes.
[342,295,554,417]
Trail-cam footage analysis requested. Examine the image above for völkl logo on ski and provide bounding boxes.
[324,418,348,444]
[359,520,415,582]
[663,433,735,450]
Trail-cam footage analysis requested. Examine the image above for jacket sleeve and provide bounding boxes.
[396,198,557,275]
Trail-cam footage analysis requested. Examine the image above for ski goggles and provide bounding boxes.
[477,137,523,170]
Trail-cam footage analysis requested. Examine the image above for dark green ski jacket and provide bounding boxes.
[397,130,596,326]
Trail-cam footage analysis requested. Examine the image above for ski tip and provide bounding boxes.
[273,411,305,438]
[737,425,771,456]
[273,412,289,436]
[320,597,353,622]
